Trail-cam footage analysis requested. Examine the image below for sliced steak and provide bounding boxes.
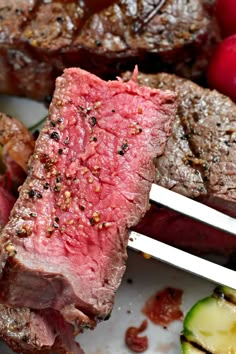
[0,113,35,174]
[0,0,219,100]
[135,205,236,256]
[0,186,15,230]
[0,112,36,231]
[0,114,82,353]
[0,306,83,354]
[0,113,35,196]
[0,67,176,346]
[122,71,236,255]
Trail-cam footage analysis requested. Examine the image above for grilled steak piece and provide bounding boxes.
[0,67,176,352]
[0,114,82,354]
[135,205,236,256]
[122,71,236,255]
[0,112,36,232]
[0,306,83,354]
[0,187,15,230]
[0,113,35,195]
[0,113,35,174]
[0,0,219,100]
[131,72,236,211]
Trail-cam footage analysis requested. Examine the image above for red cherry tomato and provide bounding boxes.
[207,35,236,101]
[215,0,236,37]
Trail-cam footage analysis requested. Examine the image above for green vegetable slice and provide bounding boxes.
[181,339,206,353]
[215,286,236,305]
[182,294,236,354]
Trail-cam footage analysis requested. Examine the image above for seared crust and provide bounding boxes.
[0,0,219,100]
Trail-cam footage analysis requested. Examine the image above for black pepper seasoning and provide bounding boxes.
[50,131,60,141]
[56,16,64,23]
[89,218,95,226]
[90,116,97,126]
[15,8,23,15]
[90,136,97,142]
[95,39,102,47]
[22,335,28,343]
[118,142,129,155]
[212,156,219,163]
[64,137,69,145]
[28,189,36,198]
[56,176,62,183]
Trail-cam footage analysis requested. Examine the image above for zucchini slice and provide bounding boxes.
[215,286,236,304]
[181,339,206,353]
[182,288,236,354]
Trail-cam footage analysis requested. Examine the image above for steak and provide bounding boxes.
[0,67,176,352]
[0,115,83,353]
[122,71,236,255]
[0,112,36,231]
[0,0,219,101]
[0,306,83,354]
[0,186,15,230]
[0,113,35,195]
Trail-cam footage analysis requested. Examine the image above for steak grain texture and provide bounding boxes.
[0,0,219,100]
[0,68,176,339]
[123,71,236,255]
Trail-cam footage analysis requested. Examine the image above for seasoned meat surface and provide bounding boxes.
[123,71,236,255]
[124,71,236,208]
[0,0,219,100]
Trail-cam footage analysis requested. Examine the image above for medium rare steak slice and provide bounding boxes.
[122,71,236,255]
[0,0,219,100]
[0,68,176,337]
[0,117,83,354]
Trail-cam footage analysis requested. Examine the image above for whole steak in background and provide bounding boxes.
[0,68,176,353]
[0,0,219,101]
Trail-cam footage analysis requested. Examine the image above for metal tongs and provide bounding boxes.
[128,185,236,289]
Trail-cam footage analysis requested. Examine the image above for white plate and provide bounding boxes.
[0,95,216,354]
